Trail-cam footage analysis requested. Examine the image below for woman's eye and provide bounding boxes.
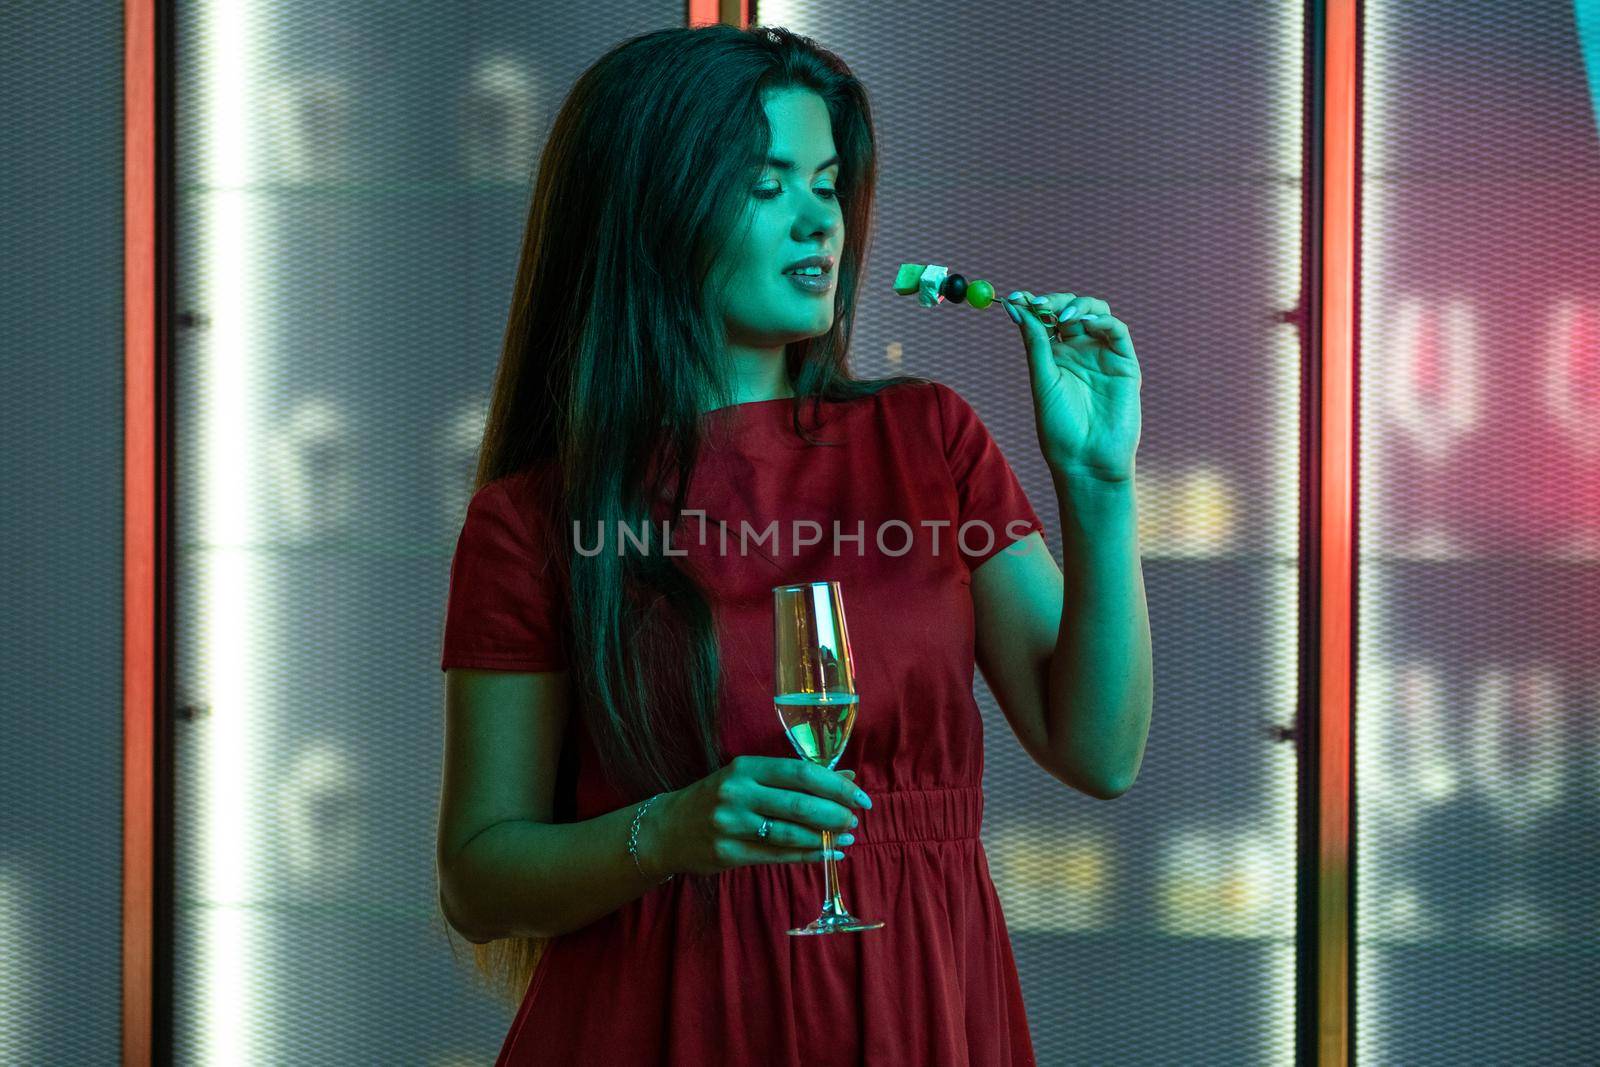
[753,186,839,201]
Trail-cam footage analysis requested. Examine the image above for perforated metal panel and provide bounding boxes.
[770,2,1306,1063]
[17,0,1595,1061]
[168,4,685,1063]
[0,4,125,1063]
[1354,3,1600,1063]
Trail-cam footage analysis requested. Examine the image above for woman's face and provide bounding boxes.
[707,87,845,356]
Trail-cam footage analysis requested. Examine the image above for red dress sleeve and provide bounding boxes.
[439,474,570,672]
[933,382,1047,573]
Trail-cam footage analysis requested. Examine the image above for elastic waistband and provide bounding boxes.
[851,784,984,844]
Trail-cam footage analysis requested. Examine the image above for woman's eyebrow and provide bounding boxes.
[764,154,841,173]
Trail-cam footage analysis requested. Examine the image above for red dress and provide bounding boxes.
[441,380,1045,1066]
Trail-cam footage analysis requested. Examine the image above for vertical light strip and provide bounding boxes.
[124,0,157,1063]
[1319,0,1358,1063]
[1264,6,1311,1064]
[1350,2,1391,1060]
[196,2,264,1063]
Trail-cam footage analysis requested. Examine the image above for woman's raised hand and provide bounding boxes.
[653,756,871,876]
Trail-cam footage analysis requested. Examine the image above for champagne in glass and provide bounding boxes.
[774,691,858,766]
[772,580,885,935]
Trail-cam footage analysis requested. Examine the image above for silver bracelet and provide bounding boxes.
[628,791,675,885]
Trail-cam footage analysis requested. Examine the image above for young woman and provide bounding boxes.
[437,23,1149,1067]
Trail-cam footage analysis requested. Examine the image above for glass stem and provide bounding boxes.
[819,827,849,918]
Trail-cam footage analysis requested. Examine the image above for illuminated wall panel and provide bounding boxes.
[1354,2,1600,1063]
[169,4,685,1063]
[765,2,1306,1062]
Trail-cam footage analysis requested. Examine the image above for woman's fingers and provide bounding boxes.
[743,807,856,849]
[747,781,858,835]
[727,786,859,863]
[702,759,861,871]
[748,841,846,864]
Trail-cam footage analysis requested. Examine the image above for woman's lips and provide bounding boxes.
[783,270,833,293]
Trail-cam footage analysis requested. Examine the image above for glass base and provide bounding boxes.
[787,912,886,935]
[790,834,883,934]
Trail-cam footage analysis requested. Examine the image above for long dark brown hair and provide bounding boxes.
[444,22,930,1010]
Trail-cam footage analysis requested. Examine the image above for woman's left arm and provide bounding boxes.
[972,477,1151,800]
[972,289,1153,799]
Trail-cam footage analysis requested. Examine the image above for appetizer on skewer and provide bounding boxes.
[892,262,1060,328]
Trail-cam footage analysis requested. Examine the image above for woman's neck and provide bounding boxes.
[701,373,795,412]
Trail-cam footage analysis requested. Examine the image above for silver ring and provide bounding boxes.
[757,817,771,840]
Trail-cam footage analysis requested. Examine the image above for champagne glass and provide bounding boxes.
[772,580,885,935]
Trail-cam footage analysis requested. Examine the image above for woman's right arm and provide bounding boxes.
[437,666,658,942]
[436,666,869,943]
